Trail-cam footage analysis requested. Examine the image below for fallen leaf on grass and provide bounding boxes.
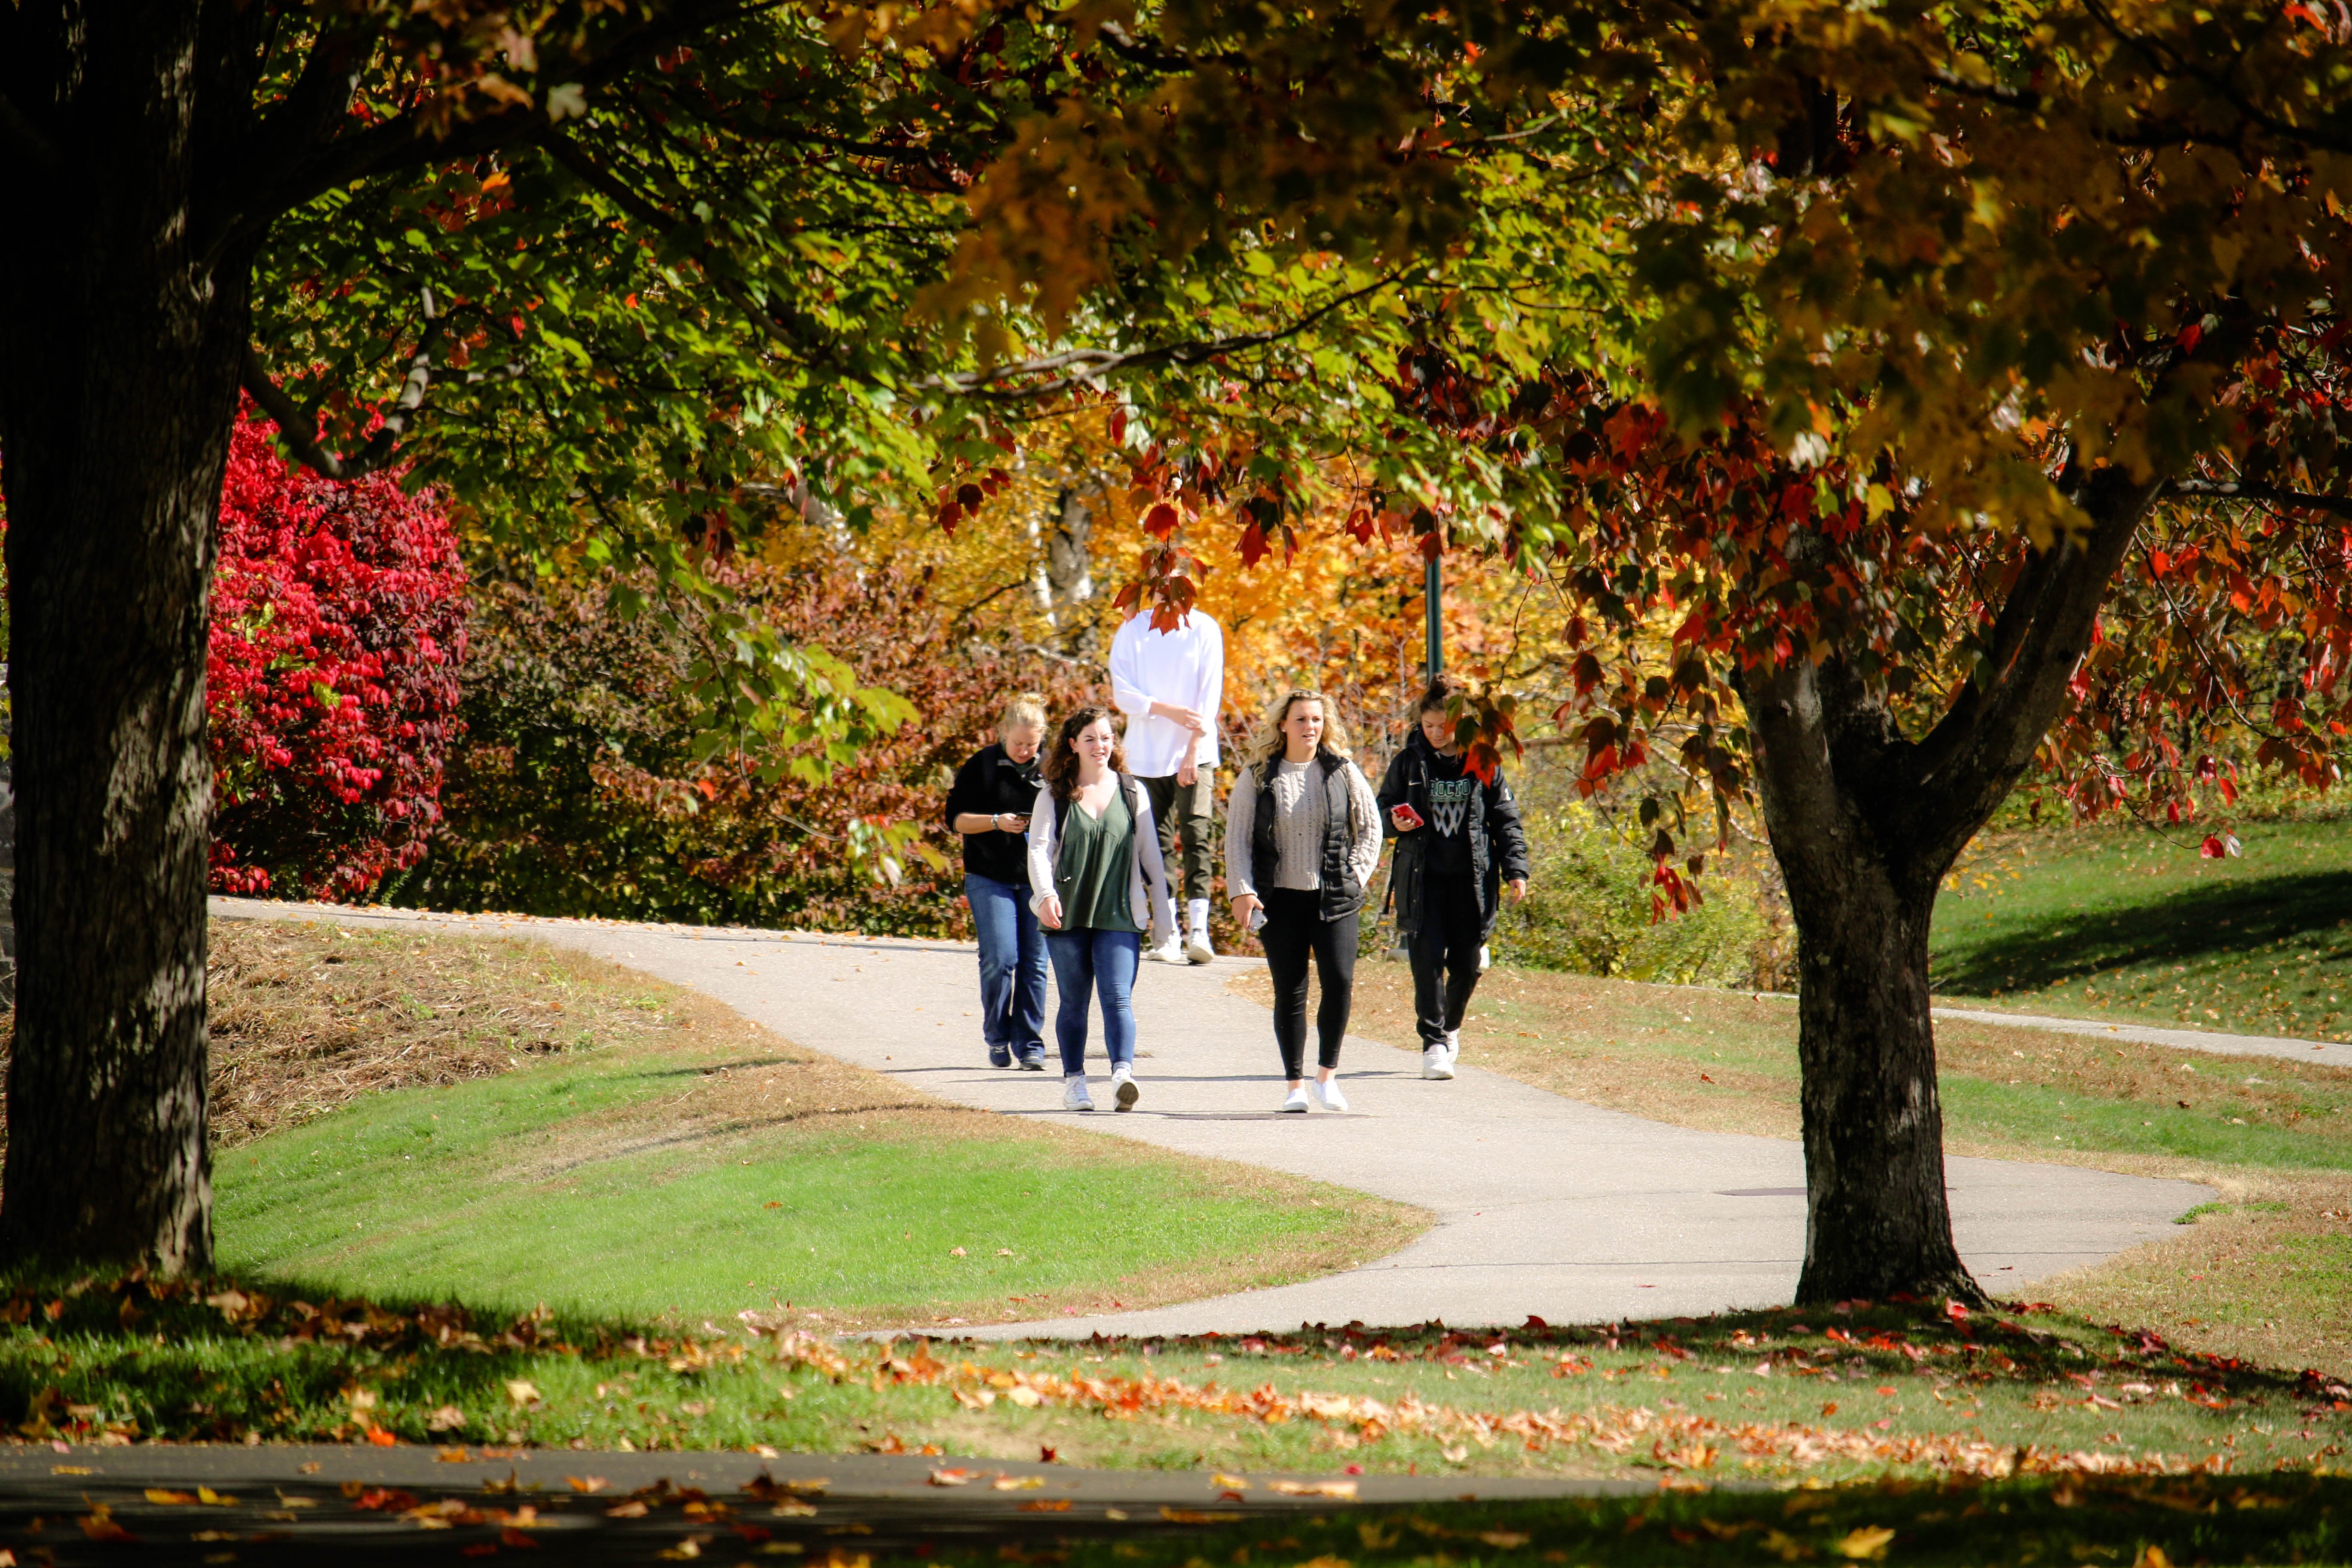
[428,1405,469,1432]
[1268,1479,1358,1498]
[1833,1525,1896,1560]
[1004,1385,1044,1408]
[1019,1500,1074,1513]
[503,1379,542,1406]
[1478,1531,1531,1548]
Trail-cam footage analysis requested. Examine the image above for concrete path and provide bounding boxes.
[1930,1004,2352,1069]
[215,900,2210,1338]
[8,1444,1640,1566]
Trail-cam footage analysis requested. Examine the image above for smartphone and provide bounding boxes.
[1389,802,1424,831]
[1247,905,1268,933]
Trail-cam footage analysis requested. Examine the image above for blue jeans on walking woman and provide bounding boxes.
[1043,926,1140,1077]
[965,873,1047,1067]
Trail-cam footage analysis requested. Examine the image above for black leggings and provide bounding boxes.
[1410,872,1485,1045]
[1259,887,1358,1078]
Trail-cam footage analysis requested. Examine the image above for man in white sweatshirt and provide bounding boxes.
[1108,606,1224,963]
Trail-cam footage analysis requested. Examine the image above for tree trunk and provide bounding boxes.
[1742,654,1984,1306]
[1778,833,1977,1305]
[0,9,254,1271]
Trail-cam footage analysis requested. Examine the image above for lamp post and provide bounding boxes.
[1424,553,1443,680]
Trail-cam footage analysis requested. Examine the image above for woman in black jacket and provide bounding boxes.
[944,695,1051,1069]
[1377,675,1531,1081]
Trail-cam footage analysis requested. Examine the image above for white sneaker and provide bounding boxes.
[1280,1085,1311,1113]
[1444,1028,1462,1063]
[1421,1045,1455,1081]
[1147,935,1188,965]
[1311,1078,1350,1112]
[1064,1076,1095,1112]
[1186,928,1215,964]
[1111,1065,1140,1112]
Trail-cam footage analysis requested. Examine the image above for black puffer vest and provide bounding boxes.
[1249,750,1367,923]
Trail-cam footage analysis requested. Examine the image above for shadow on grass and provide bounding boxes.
[0,1266,671,1447]
[1932,869,2352,996]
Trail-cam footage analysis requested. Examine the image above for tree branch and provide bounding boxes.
[241,287,447,481]
[2162,478,2352,520]
[919,271,1409,400]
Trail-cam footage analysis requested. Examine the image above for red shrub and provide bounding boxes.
[208,409,467,900]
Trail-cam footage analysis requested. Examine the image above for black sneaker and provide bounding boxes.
[988,1044,1013,1069]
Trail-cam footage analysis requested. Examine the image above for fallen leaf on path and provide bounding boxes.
[1161,1509,1243,1523]
[991,1475,1046,1491]
[928,1467,980,1487]
[78,1507,136,1543]
[605,1500,651,1518]
[1018,1499,1073,1513]
[566,1476,608,1493]
[1268,1480,1357,1498]
[1211,1473,1251,1490]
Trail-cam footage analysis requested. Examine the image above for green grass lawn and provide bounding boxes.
[205,919,1421,1332]
[1929,817,2352,1041]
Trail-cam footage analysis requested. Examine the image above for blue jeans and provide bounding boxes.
[1044,926,1140,1076]
[965,874,1047,1060]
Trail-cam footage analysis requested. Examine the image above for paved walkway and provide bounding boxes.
[1930,1005,2352,1068]
[215,900,2211,1337]
[6,1445,1636,1565]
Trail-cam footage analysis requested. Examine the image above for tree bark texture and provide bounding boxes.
[0,5,265,1271]
[1746,473,2155,1306]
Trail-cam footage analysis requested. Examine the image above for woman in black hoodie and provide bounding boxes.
[1376,675,1530,1081]
[944,695,1051,1069]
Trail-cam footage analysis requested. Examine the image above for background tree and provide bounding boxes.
[210,405,469,902]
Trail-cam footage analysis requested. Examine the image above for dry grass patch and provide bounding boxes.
[205,916,697,1145]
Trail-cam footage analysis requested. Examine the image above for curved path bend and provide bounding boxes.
[215,900,2211,1338]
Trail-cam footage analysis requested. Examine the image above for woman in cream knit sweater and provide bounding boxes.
[1223,689,1382,1113]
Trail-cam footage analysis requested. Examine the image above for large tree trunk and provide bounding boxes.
[1745,655,1980,1305]
[1743,478,2154,1305]
[0,8,255,1271]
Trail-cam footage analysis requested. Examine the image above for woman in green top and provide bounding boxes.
[1025,706,1176,1112]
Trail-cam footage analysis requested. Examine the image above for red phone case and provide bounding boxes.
[1390,803,1424,829]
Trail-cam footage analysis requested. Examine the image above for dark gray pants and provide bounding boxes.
[1139,770,1216,908]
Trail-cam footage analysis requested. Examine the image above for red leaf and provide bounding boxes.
[1142,502,1182,540]
[2199,835,2225,859]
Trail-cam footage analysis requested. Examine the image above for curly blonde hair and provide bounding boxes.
[1243,689,1352,781]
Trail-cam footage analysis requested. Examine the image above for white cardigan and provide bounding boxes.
[1024,778,1176,944]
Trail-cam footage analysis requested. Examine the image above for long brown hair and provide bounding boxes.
[1245,688,1353,781]
[1043,705,1127,803]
